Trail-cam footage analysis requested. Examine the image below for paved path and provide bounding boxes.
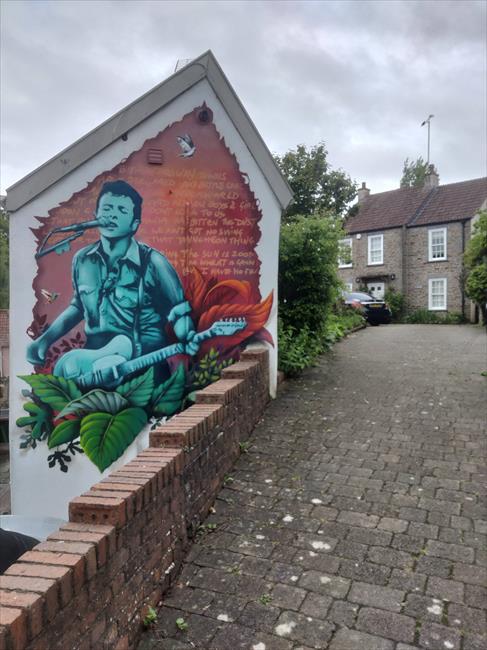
[140,325,486,650]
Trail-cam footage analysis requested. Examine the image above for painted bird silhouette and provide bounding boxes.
[177,134,196,158]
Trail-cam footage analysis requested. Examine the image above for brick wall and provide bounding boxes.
[0,348,269,650]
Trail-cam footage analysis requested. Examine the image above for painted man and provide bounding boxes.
[27,180,197,368]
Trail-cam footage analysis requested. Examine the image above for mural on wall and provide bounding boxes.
[16,105,273,473]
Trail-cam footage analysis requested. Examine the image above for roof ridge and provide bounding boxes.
[406,187,438,227]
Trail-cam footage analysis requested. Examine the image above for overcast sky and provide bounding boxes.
[1,0,486,198]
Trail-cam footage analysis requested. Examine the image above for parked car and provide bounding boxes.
[342,291,392,325]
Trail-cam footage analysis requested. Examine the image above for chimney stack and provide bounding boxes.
[424,164,439,189]
[357,182,370,203]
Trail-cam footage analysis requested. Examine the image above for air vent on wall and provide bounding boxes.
[147,148,163,165]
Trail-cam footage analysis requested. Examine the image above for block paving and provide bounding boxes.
[139,324,486,649]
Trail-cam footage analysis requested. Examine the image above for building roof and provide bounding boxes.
[0,310,8,346]
[6,51,293,213]
[345,177,487,234]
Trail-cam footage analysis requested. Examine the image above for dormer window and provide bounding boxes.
[428,227,447,261]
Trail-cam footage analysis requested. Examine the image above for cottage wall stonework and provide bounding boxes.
[338,228,403,293]
[405,222,469,314]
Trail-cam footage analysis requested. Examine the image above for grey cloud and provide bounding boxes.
[1,0,485,195]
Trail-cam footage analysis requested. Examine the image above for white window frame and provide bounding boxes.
[428,227,447,262]
[338,238,353,268]
[428,278,447,310]
[368,234,383,265]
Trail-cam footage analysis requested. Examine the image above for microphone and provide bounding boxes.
[55,220,101,233]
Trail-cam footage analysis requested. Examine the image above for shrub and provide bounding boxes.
[279,213,342,332]
[384,288,405,322]
[277,319,326,377]
[405,309,465,324]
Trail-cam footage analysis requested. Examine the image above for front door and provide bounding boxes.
[367,282,385,299]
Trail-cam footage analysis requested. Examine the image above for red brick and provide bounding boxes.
[35,541,98,579]
[60,522,117,558]
[101,475,152,506]
[18,550,86,594]
[195,378,244,404]
[0,607,27,650]
[84,488,136,520]
[93,481,144,513]
[222,360,259,378]
[0,590,43,639]
[69,494,126,528]
[47,530,108,567]
[0,576,58,621]
[114,634,129,650]
[4,563,72,607]
[150,430,188,448]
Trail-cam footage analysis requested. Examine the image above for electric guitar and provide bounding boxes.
[53,318,246,391]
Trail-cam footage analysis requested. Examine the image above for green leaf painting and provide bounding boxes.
[116,367,154,407]
[16,402,52,440]
[48,419,81,448]
[57,389,129,419]
[79,408,148,472]
[19,374,82,411]
[152,364,186,416]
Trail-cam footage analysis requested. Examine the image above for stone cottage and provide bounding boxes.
[338,167,487,320]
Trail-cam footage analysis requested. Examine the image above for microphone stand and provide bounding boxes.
[35,229,85,259]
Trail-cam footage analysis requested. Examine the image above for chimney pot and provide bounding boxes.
[357,182,370,203]
[424,164,439,189]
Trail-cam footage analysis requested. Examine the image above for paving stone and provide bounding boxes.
[348,581,405,612]
[337,511,379,528]
[392,533,426,553]
[346,526,392,547]
[293,550,341,574]
[237,601,281,633]
[403,594,444,622]
[339,558,391,585]
[298,570,350,598]
[368,545,414,569]
[465,584,487,610]
[408,522,439,539]
[269,583,306,610]
[399,507,428,523]
[273,610,334,648]
[329,628,394,650]
[299,592,332,620]
[426,576,464,603]
[388,568,427,592]
[356,607,416,643]
[448,603,487,635]
[163,586,215,614]
[240,556,272,577]
[415,555,452,578]
[188,567,238,594]
[202,594,248,623]
[378,516,409,533]
[327,599,359,626]
[418,621,462,650]
[452,561,487,585]
[463,632,487,650]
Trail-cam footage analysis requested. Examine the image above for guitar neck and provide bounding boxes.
[118,342,185,376]
[118,325,223,376]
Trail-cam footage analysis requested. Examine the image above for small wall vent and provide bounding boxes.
[147,149,163,165]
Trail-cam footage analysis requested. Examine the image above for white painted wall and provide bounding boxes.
[9,78,281,519]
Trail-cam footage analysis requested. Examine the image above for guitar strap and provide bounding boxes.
[133,245,151,357]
